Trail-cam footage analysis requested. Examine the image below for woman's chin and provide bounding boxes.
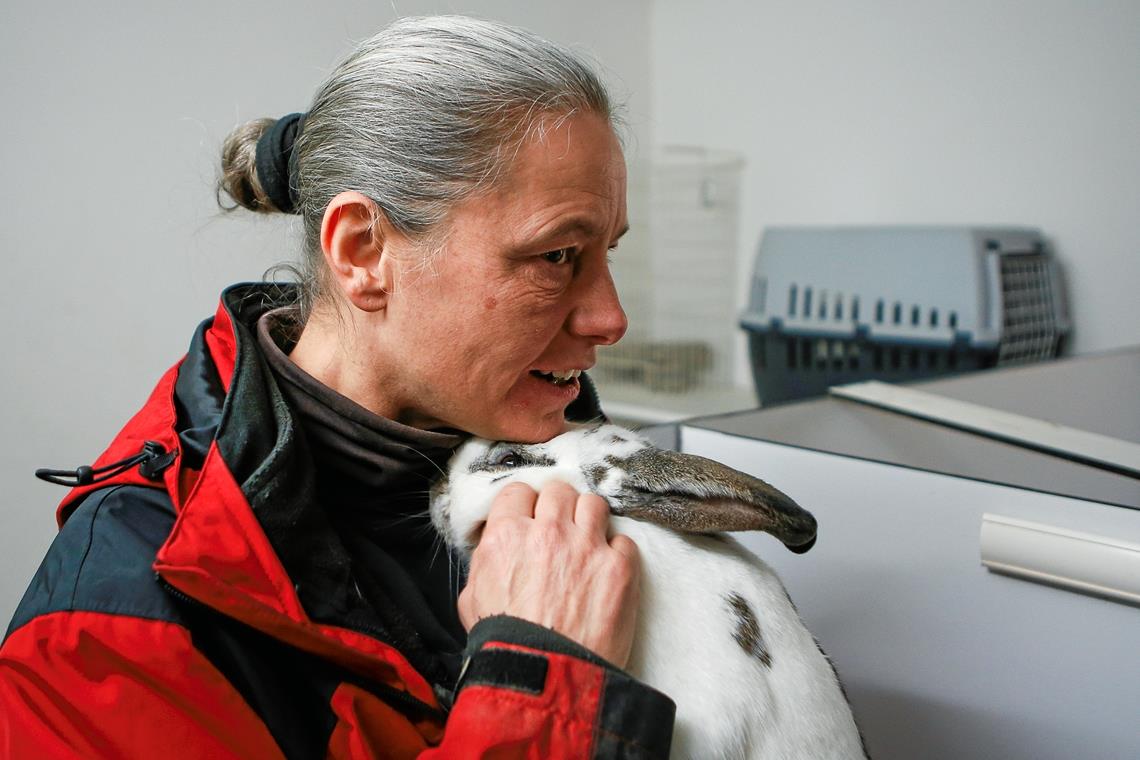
[478,405,569,444]
[427,390,569,442]
[473,373,581,442]
[495,414,567,444]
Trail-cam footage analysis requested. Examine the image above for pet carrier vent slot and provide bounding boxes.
[755,336,767,369]
[788,284,798,316]
[815,339,829,368]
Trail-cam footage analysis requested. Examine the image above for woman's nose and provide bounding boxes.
[568,265,628,345]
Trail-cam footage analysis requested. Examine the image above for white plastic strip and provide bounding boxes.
[980,513,1140,605]
[829,380,1140,477]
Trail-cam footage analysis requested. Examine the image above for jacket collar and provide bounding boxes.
[57,283,442,711]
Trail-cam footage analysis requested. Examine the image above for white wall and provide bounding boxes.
[0,0,650,626]
[650,0,1140,383]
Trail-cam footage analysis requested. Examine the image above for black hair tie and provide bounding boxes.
[254,112,306,214]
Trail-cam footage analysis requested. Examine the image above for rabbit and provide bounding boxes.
[430,423,868,760]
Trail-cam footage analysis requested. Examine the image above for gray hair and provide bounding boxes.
[219,15,621,317]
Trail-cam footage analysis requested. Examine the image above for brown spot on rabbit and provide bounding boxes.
[726,592,772,667]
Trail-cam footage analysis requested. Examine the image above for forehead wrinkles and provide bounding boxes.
[441,181,621,261]
[508,190,626,254]
[495,120,625,243]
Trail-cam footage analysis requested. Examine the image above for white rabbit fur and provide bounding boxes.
[430,424,867,760]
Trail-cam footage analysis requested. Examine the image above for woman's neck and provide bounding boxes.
[289,308,441,430]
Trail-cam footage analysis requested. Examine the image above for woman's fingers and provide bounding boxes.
[573,493,611,537]
[485,481,539,522]
[531,483,612,544]
[533,480,579,524]
[485,480,615,541]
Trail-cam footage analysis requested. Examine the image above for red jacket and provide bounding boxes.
[1,284,674,759]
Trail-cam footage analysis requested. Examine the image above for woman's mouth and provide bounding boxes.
[530,368,582,386]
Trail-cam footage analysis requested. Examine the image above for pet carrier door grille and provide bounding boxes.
[998,252,1063,364]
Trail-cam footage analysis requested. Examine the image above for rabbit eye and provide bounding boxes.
[495,452,524,468]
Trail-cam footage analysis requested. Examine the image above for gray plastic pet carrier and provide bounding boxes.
[740,227,1070,406]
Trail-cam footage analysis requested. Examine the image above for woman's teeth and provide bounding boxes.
[532,369,582,386]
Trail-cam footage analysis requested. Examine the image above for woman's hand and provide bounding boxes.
[457,481,641,669]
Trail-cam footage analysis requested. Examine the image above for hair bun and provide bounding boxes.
[218,115,304,214]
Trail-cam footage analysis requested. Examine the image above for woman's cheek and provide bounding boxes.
[519,261,574,298]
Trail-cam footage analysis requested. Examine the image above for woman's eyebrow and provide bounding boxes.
[512,218,630,253]
[543,218,603,241]
[518,218,603,246]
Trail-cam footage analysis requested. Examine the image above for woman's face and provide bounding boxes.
[378,112,629,442]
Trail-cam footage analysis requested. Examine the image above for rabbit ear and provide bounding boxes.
[610,448,818,553]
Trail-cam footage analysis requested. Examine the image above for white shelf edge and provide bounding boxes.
[831,380,1140,476]
[980,513,1140,606]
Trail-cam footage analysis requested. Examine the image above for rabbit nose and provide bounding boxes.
[785,534,817,554]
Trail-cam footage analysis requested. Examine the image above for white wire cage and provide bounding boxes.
[593,147,755,422]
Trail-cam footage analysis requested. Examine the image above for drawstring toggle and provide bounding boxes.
[36,441,177,487]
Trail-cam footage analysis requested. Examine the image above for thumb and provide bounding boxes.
[457,585,477,631]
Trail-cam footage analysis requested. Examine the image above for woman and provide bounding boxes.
[0,16,675,758]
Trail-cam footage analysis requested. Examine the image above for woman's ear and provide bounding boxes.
[320,191,399,312]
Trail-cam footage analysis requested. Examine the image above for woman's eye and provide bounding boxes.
[541,248,574,265]
[495,452,524,468]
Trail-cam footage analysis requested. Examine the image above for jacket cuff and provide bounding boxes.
[458,615,676,758]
